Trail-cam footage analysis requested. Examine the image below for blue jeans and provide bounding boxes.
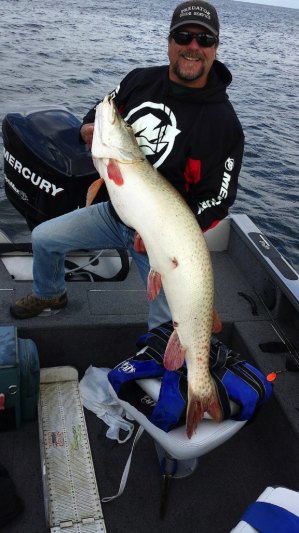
[31,201,171,329]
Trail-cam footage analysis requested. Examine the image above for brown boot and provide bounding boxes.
[10,293,68,319]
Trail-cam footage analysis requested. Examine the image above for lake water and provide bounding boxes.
[0,0,298,270]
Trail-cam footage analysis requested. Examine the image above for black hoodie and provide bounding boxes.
[82,61,244,231]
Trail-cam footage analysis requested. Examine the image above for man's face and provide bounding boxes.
[168,24,218,88]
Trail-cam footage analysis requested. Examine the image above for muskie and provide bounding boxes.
[91,96,222,438]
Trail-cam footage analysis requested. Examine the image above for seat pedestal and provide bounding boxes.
[155,442,198,479]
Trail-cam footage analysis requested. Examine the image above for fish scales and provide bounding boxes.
[91,96,222,437]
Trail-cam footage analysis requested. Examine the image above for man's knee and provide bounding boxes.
[32,220,54,248]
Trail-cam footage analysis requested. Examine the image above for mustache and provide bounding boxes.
[180,51,205,60]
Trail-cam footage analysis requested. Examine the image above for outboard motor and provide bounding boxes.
[2,107,108,229]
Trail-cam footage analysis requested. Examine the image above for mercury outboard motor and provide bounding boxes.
[2,107,108,229]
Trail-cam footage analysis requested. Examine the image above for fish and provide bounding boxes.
[91,95,222,438]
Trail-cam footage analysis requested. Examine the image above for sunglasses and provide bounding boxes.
[170,31,218,48]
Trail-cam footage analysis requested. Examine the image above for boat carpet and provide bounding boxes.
[0,394,298,533]
[0,252,298,531]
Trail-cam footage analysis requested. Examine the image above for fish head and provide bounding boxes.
[92,95,145,162]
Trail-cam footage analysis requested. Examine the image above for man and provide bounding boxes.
[10,0,244,328]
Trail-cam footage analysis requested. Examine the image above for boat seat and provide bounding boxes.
[231,486,299,532]
[109,377,247,478]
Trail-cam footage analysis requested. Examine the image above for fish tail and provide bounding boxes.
[186,384,222,439]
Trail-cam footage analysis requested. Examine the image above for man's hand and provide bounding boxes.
[80,123,94,148]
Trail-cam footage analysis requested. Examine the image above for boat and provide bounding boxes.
[0,108,298,533]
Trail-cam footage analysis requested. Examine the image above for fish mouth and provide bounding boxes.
[95,95,145,163]
[102,94,116,125]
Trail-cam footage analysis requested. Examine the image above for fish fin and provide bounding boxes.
[163,330,187,370]
[213,308,222,333]
[107,159,124,186]
[86,177,104,207]
[134,232,147,254]
[147,269,162,301]
[186,384,222,439]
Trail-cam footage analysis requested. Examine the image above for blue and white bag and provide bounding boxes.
[108,322,272,432]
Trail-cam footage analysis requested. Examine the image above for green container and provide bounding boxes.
[0,327,21,429]
[0,326,40,427]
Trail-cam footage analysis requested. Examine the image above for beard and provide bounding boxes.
[172,56,206,82]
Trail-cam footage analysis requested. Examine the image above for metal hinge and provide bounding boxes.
[51,516,106,532]
[59,517,100,527]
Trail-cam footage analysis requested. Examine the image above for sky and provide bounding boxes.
[236,0,299,8]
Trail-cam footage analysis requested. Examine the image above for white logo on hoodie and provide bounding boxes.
[125,102,181,169]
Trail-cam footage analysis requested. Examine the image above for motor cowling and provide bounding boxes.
[2,107,108,229]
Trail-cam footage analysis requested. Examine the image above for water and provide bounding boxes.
[0,0,298,270]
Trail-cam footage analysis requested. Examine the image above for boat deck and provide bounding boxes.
[0,217,298,532]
